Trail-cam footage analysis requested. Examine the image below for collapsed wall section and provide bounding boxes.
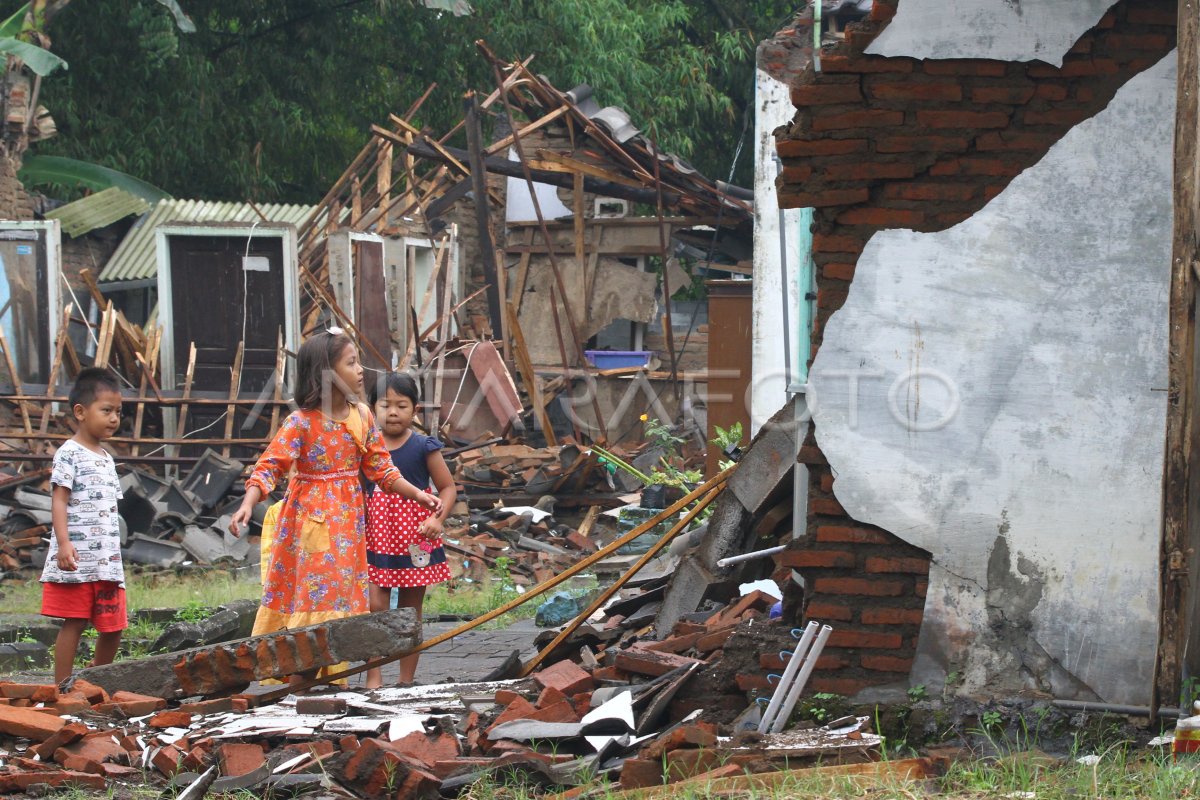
[769,0,1176,699]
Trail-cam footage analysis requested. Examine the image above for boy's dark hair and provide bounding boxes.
[69,367,121,409]
[294,330,356,410]
[369,371,420,407]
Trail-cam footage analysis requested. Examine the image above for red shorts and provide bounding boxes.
[41,581,127,633]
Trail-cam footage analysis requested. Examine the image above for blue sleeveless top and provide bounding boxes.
[364,432,443,494]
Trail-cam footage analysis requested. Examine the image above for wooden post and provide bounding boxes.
[653,139,681,400]
[464,91,506,349]
[1154,0,1199,719]
[221,342,244,459]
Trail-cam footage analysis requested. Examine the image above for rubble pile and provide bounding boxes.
[0,585,913,798]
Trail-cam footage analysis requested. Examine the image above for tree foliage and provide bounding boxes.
[11,0,796,203]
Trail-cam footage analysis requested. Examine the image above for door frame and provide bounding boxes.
[0,220,61,384]
[154,224,300,393]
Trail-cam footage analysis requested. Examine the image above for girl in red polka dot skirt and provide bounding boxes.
[363,373,456,689]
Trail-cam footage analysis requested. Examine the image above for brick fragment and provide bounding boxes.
[151,744,185,777]
[339,735,361,752]
[0,703,66,741]
[620,757,665,789]
[53,692,91,715]
[178,696,234,715]
[532,660,594,696]
[148,710,193,728]
[295,696,348,715]
[218,742,266,777]
[57,733,128,767]
[614,648,701,678]
[33,722,89,760]
[387,730,460,770]
[536,686,570,709]
[640,723,718,759]
[0,770,105,792]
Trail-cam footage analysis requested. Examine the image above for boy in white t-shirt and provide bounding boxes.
[41,368,125,683]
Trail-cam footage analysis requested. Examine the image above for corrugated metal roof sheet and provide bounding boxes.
[99,199,316,282]
[44,187,151,238]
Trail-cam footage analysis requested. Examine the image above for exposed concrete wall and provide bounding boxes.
[751,64,810,435]
[866,0,1113,65]
[807,51,1174,705]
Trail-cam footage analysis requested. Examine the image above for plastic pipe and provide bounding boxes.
[717,544,787,569]
[771,624,833,733]
[758,621,818,733]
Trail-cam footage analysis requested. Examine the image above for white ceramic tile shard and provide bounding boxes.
[807,51,1176,706]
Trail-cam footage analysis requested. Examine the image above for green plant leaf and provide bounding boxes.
[19,155,171,202]
[0,36,66,75]
[0,4,30,38]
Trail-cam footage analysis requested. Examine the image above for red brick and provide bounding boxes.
[776,138,869,158]
[152,744,185,777]
[695,627,736,652]
[1034,83,1069,101]
[532,660,594,696]
[1126,7,1176,25]
[536,686,570,709]
[295,696,349,715]
[620,757,665,789]
[815,525,891,544]
[916,579,929,598]
[862,654,913,673]
[149,710,193,728]
[805,602,854,622]
[780,164,813,182]
[959,158,1024,176]
[339,735,361,752]
[811,233,866,253]
[178,697,234,716]
[798,445,829,465]
[870,0,896,21]
[0,682,51,700]
[837,207,924,226]
[1103,33,1172,52]
[32,722,89,760]
[876,135,969,153]
[735,672,774,692]
[776,549,855,569]
[52,692,91,715]
[882,182,977,202]
[60,753,106,775]
[822,262,856,280]
[921,60,1007,77]
[0,704,66,741]
[640,724,718,759]
[57,733,128,768]
[614,648,701,678]
[817,286,848,309]
[827,629,904,649]
[813,109,904,131]
[231,696,250,713]
[182,745,210,773]
[387,731,460,769]
[867,81,962,102]
[487,696,538,734]
[816,161,916,181]
[861,607,925,625]
[0,770,106,792]
[760,652,849,671]
[865,556,929,574]
[809,497,846,515]
[975,131,1059,151]
[916,110,1010,129]
[1027,58,1118,78]
[778,187,870,208]
[494,689,523,706]
[821,54,914,73]
[791,82,864,106]
[218,743,265,777]
[1075,86,1095,102]
[812,577,906,597]
[970,85,1036,104]
[1023,107,1090,126]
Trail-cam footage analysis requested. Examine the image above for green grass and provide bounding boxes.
[0,569,262,616]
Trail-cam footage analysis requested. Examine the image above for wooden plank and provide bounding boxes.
[416,234,450,336]
[0,317,32,434]
[512,228,535,315]
[507,302,555,444]
[130,328,161,457]
[174,343,196,441]
[1155,0,1200,719]
[39,303,71,438]
[574,171,586,318]
[483,105,570,156]
[222,342,244,458]
[464,91,506,343]
[269,329,286,437]
[654,141,680,399]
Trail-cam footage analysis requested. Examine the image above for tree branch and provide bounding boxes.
[208,0,377,59]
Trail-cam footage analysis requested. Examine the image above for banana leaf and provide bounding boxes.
[18,155,170,203]
[0,36,66,76]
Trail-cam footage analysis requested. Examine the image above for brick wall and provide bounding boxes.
[771,0,1176,696]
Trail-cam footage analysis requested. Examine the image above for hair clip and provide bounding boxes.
[326,326,345,336]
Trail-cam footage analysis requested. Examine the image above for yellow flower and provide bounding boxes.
[640,413,649,422]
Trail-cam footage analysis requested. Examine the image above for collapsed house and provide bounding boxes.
[695,0,1181,713]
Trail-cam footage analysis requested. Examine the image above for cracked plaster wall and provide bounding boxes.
[806,51,1173,705]
[866,0,1114,65]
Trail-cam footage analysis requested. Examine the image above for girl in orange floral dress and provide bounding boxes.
[229,330,439,683]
